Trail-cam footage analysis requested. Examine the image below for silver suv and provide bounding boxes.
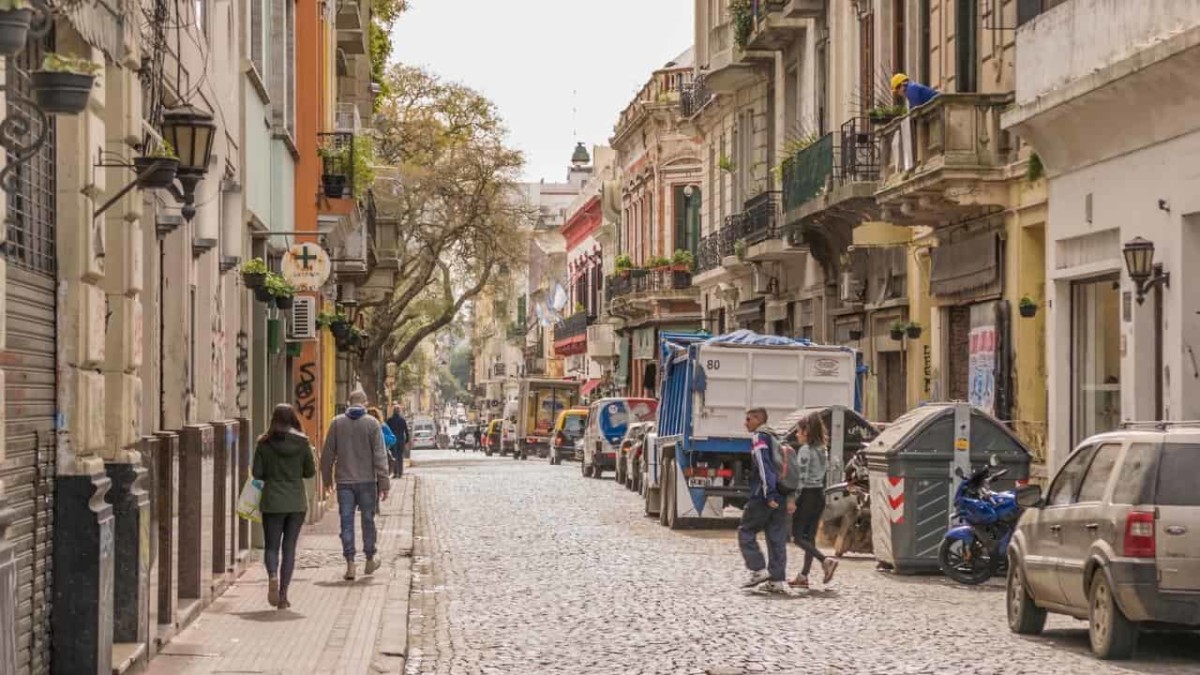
[1006,424,1200,659]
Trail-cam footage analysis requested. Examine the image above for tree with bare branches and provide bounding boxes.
[359,64,532,394]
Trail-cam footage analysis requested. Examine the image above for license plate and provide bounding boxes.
[687,477,710,488]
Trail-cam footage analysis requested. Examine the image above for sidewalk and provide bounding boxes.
[143,475,415,675]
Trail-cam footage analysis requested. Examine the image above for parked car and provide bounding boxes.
[483,419,502,456]
[1006,424,1200,659]
[454,424,478,451]
[549,407,588,465]
[582,397,658,479]
[411,417,438,450]
[618,422,655,492]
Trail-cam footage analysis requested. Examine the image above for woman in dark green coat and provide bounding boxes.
[252,404,316,609]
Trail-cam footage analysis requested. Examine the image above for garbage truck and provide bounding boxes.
[643,330,861,529]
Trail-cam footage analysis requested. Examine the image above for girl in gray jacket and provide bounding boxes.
[788,413,839,588]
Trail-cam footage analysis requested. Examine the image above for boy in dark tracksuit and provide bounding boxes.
[737,408,789,593]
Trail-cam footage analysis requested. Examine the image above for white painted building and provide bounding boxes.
[1004,0,1200,467]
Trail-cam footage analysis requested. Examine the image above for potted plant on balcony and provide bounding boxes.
[718,154,736,174]
[734,238,747,260]
[0,0,32,56]
[134,140,180,189]
[671,249,694,272]
[868,104,906,125]
[317,309,352,339]
[1019,295,1038,318]
[905,321,923,339]
[889,319,906,341]
[240,257,269,290]
[319,146,349,198]
[615,254,633,276]
[32,53,101,115]
[266,273,296,310]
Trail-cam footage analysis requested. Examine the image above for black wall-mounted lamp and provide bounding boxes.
[162,104,217,222]
[1123,236,1170,305]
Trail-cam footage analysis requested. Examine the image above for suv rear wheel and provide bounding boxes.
[1006,556,1046,635]
[1089,572,1138,659]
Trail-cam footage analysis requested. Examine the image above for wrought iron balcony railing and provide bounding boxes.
[741,191,781,245]
[680,73,713,118]
[555,310,592,342]
[781,120,881,212]
[607,268,694,301]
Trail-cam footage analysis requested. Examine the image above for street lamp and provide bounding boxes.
[1122,236,1170,305]
[162,104,217,222]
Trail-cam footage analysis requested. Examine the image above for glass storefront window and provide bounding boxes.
[1071,274,1121,445]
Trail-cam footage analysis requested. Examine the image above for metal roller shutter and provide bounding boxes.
[3,37,57,675]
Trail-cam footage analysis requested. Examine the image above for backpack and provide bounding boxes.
[766,432,802,495]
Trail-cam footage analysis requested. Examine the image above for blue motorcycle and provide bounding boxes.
[938,461,1023,585]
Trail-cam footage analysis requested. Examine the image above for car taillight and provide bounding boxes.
[1123,510,1156,558]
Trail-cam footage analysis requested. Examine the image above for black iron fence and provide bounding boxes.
[680,73,712,118]
[741,191,780,245]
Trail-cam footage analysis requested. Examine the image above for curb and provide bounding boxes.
[373,474,416,673]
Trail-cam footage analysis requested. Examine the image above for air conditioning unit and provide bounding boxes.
[289,296,317,340]
[751,265,777,296]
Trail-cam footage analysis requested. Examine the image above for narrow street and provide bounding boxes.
[406,451,1200,675]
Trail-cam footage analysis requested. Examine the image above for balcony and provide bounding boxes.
[703,22,760,93]
[745,1,810,51]
[586,323,617,360]
[553,311,593,356]
[696,229,735,274]
[876,93,1016,225]
[336,0,367,54]
[319,131,359,200]
[615,67,693,140]
[680,73,713,118]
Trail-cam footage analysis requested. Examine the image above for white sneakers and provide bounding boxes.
[742,569,771,588]
[760,580,791,595]
[365,558,382,575]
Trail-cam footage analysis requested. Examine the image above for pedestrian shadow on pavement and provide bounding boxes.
[232,609,307,623]
[312,578,384,588]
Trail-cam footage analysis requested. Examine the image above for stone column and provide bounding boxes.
[236,418,252,555]
[51,37,115,674]
[152,432,179,634]
[104,463,149,647]
[210,420,236,583]
[177,425,214,611]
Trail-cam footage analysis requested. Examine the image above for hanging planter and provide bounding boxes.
[317,310,353,340]
[133,156,180,189]
[253,285,273,303]
[31,54,101,115]
[330,320,351,340]
[240,257,269,289]
[265,273,296,310]
[889,320,906,341]
[905,322,923,339]
[0,6,32,57]
[1019,296,1038,318]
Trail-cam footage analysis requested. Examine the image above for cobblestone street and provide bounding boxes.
[406,451,1200,675]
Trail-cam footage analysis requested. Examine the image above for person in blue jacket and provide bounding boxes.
[369,408,397,451]
[892,72,939,109]
[737,407,789,594]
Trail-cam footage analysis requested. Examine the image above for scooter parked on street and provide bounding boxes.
[938,458,1023,585]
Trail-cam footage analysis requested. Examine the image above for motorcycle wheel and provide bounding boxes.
[939,536,1000,585]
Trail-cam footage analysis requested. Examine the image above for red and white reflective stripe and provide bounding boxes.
[683,467,735,479]
[885,476,905,524]
[1015,479,1029,487]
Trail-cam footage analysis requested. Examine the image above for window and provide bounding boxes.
[892,0,906,74]
[250,0,265,76]
[673,185,701,256]
[1112,443,1156,505]
[1156,444,1200,506]
[1047,445,1098,506]
[955,0,978,93]
[1077,443,1121,503]
[859,11,875,116]
[919,0,931,83]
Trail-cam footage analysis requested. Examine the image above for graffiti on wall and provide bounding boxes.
[235,331,249,414]
[923,345,932,397]
[968,324,997,416]
[295,362,317,421]
[210,288,227,419]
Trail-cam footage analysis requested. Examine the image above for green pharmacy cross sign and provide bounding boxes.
[281,242,332,291]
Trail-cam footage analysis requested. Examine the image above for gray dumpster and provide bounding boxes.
[867,402,1032,574]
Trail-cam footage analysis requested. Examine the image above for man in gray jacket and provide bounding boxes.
[321,389,391,581]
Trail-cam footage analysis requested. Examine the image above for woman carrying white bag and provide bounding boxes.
[248,404,316,610]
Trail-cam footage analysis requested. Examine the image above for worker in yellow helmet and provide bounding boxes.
[891,73,939,108]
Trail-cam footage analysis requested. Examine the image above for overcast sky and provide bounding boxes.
[390,1,694,183]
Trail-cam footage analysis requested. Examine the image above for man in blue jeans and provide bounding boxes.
[738,407,789,594]
[321,389,391,581]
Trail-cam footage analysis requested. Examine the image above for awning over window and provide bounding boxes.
[930,232,999,297]
[580,379,601,397]
[735,298,766,322]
